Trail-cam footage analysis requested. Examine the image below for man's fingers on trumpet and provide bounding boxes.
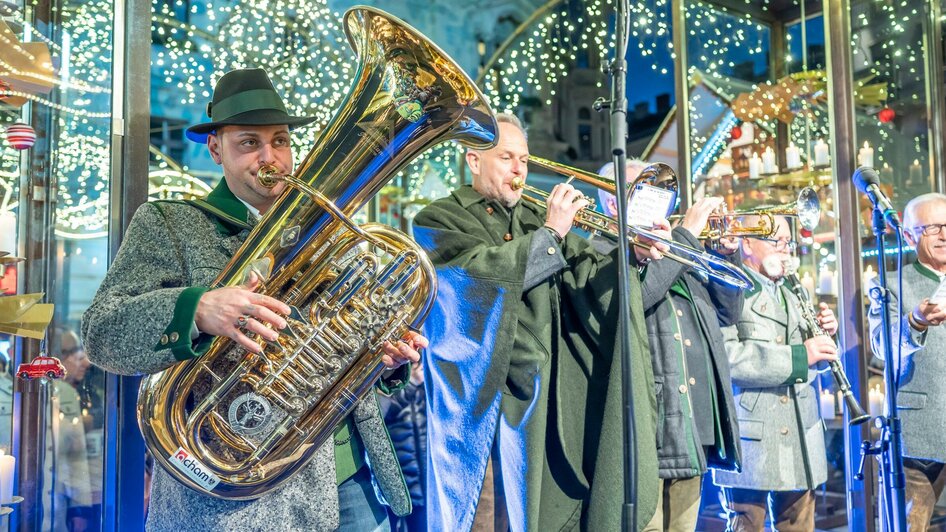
[679,197,724,235]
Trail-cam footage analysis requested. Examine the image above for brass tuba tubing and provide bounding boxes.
[521,157,754,290]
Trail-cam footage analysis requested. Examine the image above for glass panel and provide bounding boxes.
[678,1,853,526]
[1,0,114,527]
[849,0,941,523]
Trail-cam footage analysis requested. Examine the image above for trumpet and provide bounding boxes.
[783,259,870,426]
[518,156,754,290]
[675,187,822,241]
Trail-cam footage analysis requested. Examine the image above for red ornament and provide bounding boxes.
[5,122,36,150]
[878,107,895,123]
[730,125,743,140]
[800,228,813,238]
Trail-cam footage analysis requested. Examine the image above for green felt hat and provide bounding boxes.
[185,68,316,143]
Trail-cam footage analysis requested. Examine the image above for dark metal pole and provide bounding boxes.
[604,2,638,530]
[823,0,875,529]
[868,219,907,532]
[670,0,691,210]
[923,0,946,192]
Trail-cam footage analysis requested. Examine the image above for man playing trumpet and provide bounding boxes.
[711,215,838,532]
[600,163,745,532]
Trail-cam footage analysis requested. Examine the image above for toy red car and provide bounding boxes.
[16,356,66,380]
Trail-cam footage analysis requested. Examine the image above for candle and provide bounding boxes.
[761,146,777,174]
[819,389,836,419]
[0,212,14,255]
[785,143,802,169]
[801,271,815,299]
[748,153,762,179]
[813,139,830,167]
[817,267,833,295]
[909,159,922,185]
[858,141,874,167]
[880,162,894,184]
[0,449,14,504]
[868,385,885,420]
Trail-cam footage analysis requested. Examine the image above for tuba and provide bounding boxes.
[138,7,496,499]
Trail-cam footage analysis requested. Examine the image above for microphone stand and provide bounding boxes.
[858,209,907,531]
[597,1,638,529]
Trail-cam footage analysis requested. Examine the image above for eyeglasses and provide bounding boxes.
[912,223,946,237]
[747,236,797,252]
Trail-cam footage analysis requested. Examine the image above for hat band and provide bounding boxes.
[211,89,288,121]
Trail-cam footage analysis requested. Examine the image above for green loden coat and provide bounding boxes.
[412,185,658,532]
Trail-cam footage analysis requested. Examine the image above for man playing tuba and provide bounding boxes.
[82,68,426,531]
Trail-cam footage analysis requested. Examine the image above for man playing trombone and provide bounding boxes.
[412,113,668,531]
[711,215,839,532]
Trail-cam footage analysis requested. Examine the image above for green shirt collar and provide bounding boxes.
[914,261,946,283]
[189,178,253,234]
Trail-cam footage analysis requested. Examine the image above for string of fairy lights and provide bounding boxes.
[0,0,938,240]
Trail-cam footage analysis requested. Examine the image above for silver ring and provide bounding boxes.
[236,314,249,328]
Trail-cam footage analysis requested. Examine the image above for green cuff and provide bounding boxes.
[333,416,365,485]
[377,362,410,395]
[784,344,809,385]
[154,286,212,361]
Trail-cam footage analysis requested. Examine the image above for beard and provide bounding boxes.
[762,254,786,279]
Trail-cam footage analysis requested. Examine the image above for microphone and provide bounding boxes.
[852,166,902,229]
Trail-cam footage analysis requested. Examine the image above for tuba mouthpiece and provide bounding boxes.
[257,165,282,188]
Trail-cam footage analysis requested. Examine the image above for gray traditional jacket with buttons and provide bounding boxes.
[638,227,743,479]
[711,268,827,491]
[82,180,410,531]
[868,261,946,462]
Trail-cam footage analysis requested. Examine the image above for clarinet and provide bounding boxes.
[783,271,870,426]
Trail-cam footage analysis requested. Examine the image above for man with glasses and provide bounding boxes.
[868,193,946,531]
[712,215,839,532]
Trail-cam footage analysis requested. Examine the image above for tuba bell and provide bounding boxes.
[137,7,496,499]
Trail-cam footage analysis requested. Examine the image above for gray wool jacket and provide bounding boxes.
[81,181,411,531]
[868,261,946,462]
[711,267,828,491]
[638,227,744,479]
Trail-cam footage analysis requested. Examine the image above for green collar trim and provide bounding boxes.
[188,179,252,234]
[212,89,287,121]
[742,267,763,297]
[669,279,691,300]
[914,261,944,283]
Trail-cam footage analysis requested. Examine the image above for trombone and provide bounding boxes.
[682,187,822,241]
[519,156,754,291]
